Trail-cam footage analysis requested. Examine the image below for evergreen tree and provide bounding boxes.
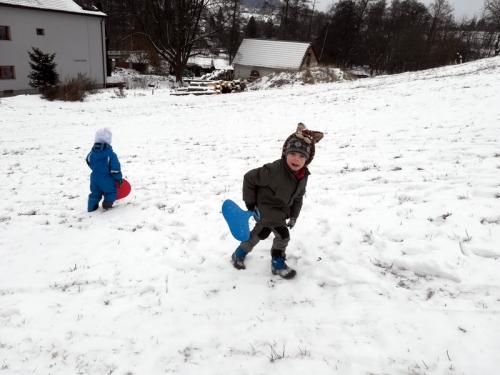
[246,16,258,37]
[28,47,59,89]
[263,18,274,38]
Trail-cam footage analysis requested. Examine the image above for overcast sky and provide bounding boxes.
[316,0,485,20]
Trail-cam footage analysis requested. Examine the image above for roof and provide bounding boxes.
[187,55,230,70]
[233,39,313,70]
[0,0,106,16]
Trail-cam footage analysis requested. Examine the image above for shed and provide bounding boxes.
[232,38,319,80]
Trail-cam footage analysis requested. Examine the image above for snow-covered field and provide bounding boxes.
[1,57,499,374]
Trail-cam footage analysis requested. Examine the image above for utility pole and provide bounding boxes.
[307,0,316,41]
[319,24,329,61]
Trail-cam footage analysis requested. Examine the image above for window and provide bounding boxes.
[0,26,11,40]
[249,70,260,81]
[0,66,15,80]
[36,28,45,36]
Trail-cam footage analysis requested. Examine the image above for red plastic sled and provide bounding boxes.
[115,179,131,200]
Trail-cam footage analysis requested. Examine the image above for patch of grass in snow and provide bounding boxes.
[427,212,452,223]
[50,278,107,293]
[480,216,500,225]
[17,210,38,216]
[397,195,415,204]
[268,343,286,362]
[297,346,311,358]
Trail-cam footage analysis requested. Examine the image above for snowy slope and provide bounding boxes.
[0,57,499,375]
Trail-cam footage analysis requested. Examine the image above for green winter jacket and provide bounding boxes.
[242,158,309,226]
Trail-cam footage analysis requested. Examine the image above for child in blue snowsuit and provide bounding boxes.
[86,128,123,212]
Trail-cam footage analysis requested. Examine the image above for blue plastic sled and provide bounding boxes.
[222,199,255,241]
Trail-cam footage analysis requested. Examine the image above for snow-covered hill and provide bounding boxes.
[1,57,499,374]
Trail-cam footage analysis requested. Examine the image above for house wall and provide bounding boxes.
[234,64,285,79]
[0,6,106,96]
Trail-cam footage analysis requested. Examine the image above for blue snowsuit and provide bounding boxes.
[86,143,122,212]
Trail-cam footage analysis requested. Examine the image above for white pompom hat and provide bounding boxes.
[94,127,112,144]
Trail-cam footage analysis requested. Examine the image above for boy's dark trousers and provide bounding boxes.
[239,222,290,258]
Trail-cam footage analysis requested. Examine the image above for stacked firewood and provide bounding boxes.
[171,79,245,96]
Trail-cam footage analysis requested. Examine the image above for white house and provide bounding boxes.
[0,0,106,97]
[232,39,319,80]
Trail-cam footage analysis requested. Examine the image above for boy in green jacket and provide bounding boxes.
[232,123,324,279]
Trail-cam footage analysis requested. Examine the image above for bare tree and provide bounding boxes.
[126,0,218,81]
[485,0,500,27]
[426,0,453,64]
[385,0,431,73]
[281,0,291,38]
[428,0,453,45]
[228,0,241,63]
[322,0,371,67]
[363,0,388,75]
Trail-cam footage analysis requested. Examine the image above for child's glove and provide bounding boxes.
[287,217,296,229]
[118,179,124,187]
[252,207,261,222]
[245,202,255,211]
[245,203,260,221]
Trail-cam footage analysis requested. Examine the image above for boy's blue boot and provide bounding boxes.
[231,247,247,270]
[271,256,296,279]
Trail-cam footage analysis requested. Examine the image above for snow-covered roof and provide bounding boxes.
[0,0,106,16]
[233,39,313,70]
[187,56,230,70]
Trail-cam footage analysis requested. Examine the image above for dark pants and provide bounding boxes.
[240,222,290,258]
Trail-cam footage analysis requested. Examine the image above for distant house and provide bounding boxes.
[232,39,319,80]
[108,50,151,73]
[0,0,106,97]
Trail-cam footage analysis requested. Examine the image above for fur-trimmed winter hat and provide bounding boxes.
[94,127,112,144]
[286,136,312,160]
[282,123,324,164]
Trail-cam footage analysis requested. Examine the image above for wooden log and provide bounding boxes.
[184,78,222,84]
[187,87,216,92]
[170,89,220,96]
